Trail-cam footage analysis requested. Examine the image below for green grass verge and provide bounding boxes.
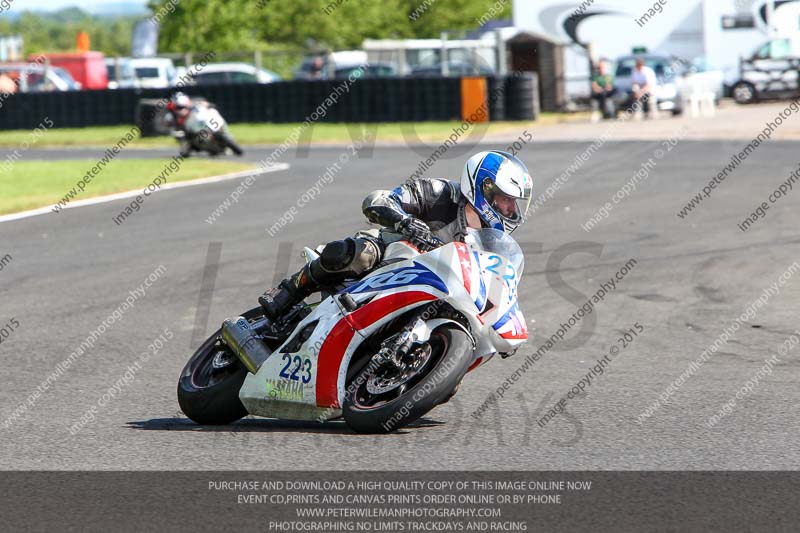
[0,114,585,148]
[0,159,254,215]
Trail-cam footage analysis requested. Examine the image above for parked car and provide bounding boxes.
[131,57,177,89]
[0,63,80,92]
[29,52,107,90]
[334,63,396,79]
[682,57,724,103]
[409,60,494,77]
[731,38,800,104]
[105,58,139,89]
[294,50,369,80]
[613,54,686,116]
[191,62,280,85]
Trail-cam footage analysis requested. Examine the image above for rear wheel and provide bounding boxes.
[177,308,262,425]
[343,326,472,433]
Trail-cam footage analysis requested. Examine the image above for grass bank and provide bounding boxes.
[1,159,254,215]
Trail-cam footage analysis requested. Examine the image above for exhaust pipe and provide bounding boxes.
[221,317,271,374]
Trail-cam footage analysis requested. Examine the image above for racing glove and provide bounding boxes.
[394,216,444,252]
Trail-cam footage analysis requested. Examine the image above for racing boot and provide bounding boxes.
[260,237,381,320]
[259,262,321,321]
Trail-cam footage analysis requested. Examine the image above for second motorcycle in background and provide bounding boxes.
[166,92,244,158]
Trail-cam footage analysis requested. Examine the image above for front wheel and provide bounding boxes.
[343,326,473,433]
[219,132,244,156]
[178,140,192,158]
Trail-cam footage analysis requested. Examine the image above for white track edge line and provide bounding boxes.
[0,163,290,224]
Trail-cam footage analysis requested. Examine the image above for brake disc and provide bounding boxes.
[366,344,433,395]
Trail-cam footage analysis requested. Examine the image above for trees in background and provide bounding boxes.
[148,0,511,76]
[0,8,137,57]
[151,0,511,52]
[0,0,510,70]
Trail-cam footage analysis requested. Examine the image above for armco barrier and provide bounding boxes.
[0,74,539,131]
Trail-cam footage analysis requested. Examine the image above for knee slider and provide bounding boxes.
[350,239,381,274]
[320,239,356,272]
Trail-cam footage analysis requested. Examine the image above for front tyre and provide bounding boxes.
[177,310,264,425]
[178,140,192,158]
[343,326,472,434]
[219,132,244,156]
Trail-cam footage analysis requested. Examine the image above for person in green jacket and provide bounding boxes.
[591,59,617,119]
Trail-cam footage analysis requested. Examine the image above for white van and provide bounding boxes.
[131,57,177,88]
[732,39,800,104]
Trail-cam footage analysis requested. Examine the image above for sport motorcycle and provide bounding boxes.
[168,104,243,158]
[177,228,528,433]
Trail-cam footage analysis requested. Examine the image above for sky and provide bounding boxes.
[13,0,149,12]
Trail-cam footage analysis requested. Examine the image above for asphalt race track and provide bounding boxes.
[1,139,799,470]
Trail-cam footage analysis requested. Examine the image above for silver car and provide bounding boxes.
[191,62,281,85]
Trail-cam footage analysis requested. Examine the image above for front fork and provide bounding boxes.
[375,312,475,371]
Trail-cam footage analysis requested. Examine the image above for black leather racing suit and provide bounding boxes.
[321,177,472,281]
[260,178,474,317]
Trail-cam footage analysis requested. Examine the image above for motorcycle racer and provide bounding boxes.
[166,92,193,129]
[260,150,533,320]
[166,92,244,157]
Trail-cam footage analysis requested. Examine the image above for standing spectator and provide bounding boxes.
[309,56,325,79]
[591,59,616,119]
[631,57,658,118]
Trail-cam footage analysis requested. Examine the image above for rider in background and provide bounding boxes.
[260,150,533,320]
[166,92,244,156]
[166,92,193,129]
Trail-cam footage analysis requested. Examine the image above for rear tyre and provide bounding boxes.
[343,326,472,433]
[177,308,263,425]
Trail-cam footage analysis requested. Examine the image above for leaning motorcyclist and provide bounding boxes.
[166,92,194,130]
[166,92,243,157]
[260,150,533,320]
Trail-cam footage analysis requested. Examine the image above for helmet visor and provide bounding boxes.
[482,180,530,225]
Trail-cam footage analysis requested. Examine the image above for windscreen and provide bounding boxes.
[464,228,524,275]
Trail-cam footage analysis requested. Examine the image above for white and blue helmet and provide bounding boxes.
[461,151,533,233]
